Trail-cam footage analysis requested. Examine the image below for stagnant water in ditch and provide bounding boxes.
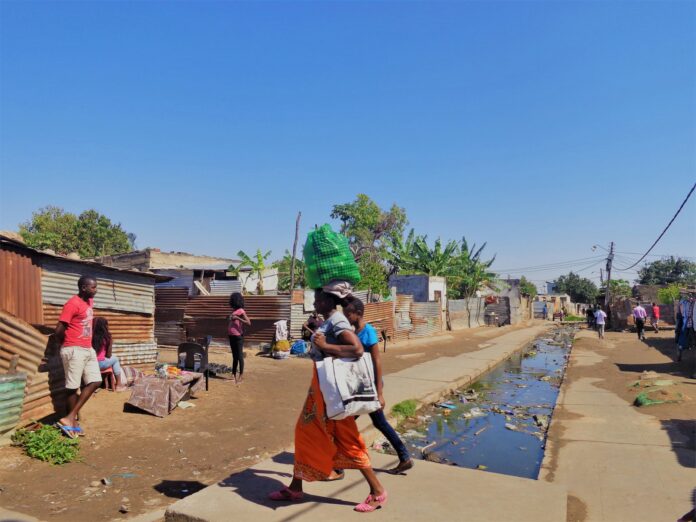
[389,328,574,479]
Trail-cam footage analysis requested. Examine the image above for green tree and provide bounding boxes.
[331,194,408,260]
[273,251,306,292]
[331,194,408,294]
[657,284,681,305]
[637,257,696,286]
[607,279,632,298]
[555,272,598,303]
[518,276,537,298]
[19,206,133,258]
[449,239,497,299]
[233,249,272,295]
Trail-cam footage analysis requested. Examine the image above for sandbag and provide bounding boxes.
[304,224,361,289]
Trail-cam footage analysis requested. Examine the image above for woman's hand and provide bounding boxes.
[378,393,385,409]
[313,331,327,350]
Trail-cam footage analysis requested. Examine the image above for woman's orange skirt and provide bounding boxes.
[293,366,371,481]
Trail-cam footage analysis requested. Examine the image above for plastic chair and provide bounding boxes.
[101,367,116,391]
[177,335,212,391]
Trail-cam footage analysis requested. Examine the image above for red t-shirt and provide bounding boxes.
[652,305,660,319]
[58,295,94,348]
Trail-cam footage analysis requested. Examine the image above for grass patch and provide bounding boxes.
[11,424,80,465]
[391,399,418,419]
[563,315,585,322]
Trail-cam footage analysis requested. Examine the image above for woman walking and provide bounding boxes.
[228,292,251,383]
[344,297,414,474]
[268,288,387,512]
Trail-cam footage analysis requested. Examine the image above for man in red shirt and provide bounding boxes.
[55,275,100,436]
[651,302,661,333]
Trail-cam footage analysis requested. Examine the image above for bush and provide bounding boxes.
[11,425,80,465]
[391,399,418,418]
[657,284,681,305]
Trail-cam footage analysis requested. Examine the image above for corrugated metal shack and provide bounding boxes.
[181,295,291,346]
[0,234,167,421]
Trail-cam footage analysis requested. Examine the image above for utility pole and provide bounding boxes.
[604,241,615,308]
[289,212,302,292]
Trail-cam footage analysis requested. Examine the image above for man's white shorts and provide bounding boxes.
[61,346,101,389]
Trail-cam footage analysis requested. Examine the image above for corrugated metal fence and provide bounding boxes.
[484,297,511,326]
[0,244,44,325]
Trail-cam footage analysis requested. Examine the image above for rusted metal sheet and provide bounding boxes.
[155,287,188,322]
[484,297,511,326]
[112,342,157,365]
[410,301,442,338]
[155,321,186,346]
[0,244,44,325]
[41,259,155,314]
[43,304,153,343]
[364,302,394,339]
[183,295,291,345]
[393,295,413,340]
[290,303,310,339]
[0,309,65,422]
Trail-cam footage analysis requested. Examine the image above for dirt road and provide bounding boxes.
[0,324,530,521]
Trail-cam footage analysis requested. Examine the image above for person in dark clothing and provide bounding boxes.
[228,292,251,383]
[302,311,324,341]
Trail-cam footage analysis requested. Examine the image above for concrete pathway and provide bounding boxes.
[166,324,569,521]
[540,331,695,521]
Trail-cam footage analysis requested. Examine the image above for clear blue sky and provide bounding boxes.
[1,1,694,290]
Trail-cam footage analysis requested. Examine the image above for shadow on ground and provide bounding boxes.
[660,419,696,469]
[154,480,208,499]
[214,451,355,511]
[615,336,696,379]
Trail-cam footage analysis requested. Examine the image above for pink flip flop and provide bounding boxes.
[354,490,388,512]
[268,487,304,502]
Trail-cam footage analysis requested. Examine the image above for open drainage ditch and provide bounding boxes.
[383,328,575,479]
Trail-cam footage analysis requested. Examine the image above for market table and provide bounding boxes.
[125,372,205,417]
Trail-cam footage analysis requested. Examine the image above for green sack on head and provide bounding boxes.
[304,224,362,289]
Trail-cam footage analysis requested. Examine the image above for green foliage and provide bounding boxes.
[563,315,585,322]
[352,255,387,296]
[555,272,598,303]
[607,279,632,298]
[657,284,681,305]
[11,425,80,465]
[391,399,418,418]
[272,250,306,291]
[518,276,537,298]
[638,257,696,286]
[387,232,497,299]
[234,249,272,294]
[19,206,133,258]
[330,194,408,294]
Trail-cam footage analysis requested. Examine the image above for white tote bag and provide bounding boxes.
[315,353,382,420]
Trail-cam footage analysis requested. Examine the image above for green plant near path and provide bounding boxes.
[11,425,80,465]
[657,284,681,305]
[391,399,418,419]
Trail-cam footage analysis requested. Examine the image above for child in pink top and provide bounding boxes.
[92,317,125,388]
[228,292,251,383]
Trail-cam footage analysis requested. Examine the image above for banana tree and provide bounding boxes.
[234,249,272,295]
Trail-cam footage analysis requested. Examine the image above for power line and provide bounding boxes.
[493,255,604,273]
[616,181,696,271]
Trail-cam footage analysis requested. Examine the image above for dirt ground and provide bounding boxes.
[0,323,526,522]
[543,327,696,522]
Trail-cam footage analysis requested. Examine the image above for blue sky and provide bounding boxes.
[1,1,694,290]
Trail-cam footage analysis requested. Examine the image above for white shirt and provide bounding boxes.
[595,310,607,325]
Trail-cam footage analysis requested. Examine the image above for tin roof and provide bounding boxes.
[0,234,172,282]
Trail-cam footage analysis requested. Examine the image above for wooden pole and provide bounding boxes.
[290,212,302,292]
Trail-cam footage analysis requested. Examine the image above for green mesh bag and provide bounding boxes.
[304,224,362,289]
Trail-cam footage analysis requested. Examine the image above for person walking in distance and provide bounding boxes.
[54,276,100,437]
[595,305,607,339]
[651,302,661,333]
[633,302,648,341]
